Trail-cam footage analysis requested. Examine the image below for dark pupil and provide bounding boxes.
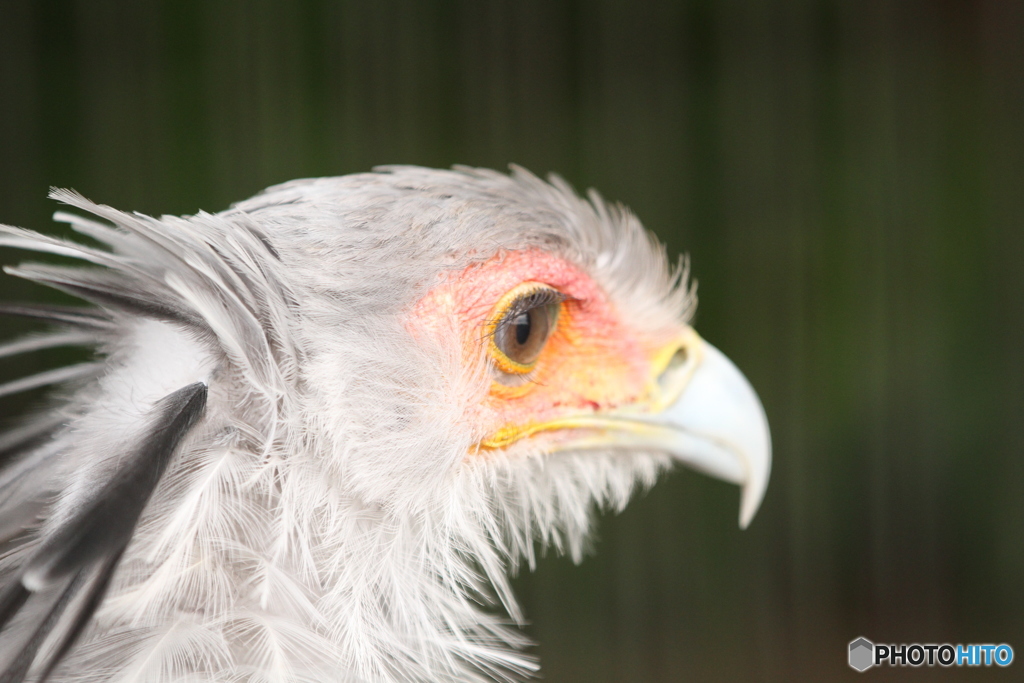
[513,312,531,346]
[497,300,557,367]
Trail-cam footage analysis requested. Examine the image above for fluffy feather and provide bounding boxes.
[0,166,693,682]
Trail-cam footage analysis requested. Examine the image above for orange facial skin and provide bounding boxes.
[410,249,682,452]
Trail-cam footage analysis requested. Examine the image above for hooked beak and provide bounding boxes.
[478,329,771,528]
[643,332,772,528]
[539,330,772,528]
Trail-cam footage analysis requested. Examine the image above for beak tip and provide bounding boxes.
[737,441,771,529]
[641,333,774,531]
[737,488,763,529]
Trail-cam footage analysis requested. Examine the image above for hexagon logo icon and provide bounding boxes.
[849,637,874,672]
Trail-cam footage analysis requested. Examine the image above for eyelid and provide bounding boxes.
[500,288,565,323]
[486,282,565,375]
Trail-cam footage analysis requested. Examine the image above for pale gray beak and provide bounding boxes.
[592,332,772,528]
[651,337,772,528]
[484,329,772,528]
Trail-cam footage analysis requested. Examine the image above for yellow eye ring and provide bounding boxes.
[486,282,565,375]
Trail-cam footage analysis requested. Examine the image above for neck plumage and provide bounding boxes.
[63,438,535,683]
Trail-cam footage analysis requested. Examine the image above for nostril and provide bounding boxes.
[657,346,689,392]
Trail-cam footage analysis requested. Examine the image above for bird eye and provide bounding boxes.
[489,283,565,375]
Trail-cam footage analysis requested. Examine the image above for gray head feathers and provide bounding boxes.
[0,166,693,682]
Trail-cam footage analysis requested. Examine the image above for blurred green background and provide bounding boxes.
[1,1,1022,680]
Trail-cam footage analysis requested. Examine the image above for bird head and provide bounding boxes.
[0,165,770,682]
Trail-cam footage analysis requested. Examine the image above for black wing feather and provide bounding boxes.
[24,382,207,586]
[0,381,207,682]
[0,582,30,631]
[0,571,86,683]
[37,548,125,683]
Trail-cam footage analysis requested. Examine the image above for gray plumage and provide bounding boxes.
[0,166,769,682]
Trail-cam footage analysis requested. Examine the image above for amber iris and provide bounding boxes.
[489,283,564,374]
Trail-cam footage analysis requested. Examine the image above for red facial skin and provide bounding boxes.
[410,249,679,450]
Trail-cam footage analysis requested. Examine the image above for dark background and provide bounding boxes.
[1,1,1022,680]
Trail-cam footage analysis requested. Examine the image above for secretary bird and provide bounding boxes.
[0,166,770,682]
